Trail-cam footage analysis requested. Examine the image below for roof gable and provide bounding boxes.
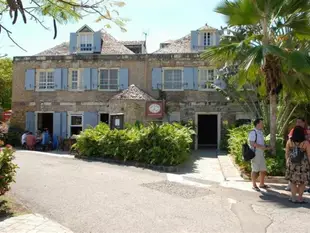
[110,84,156,101]
[76,25,94,33]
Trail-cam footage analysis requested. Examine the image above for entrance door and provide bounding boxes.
[197,114,218,148]
[110,115,124,130]
[100,113,109,124]
[37,113,54,134]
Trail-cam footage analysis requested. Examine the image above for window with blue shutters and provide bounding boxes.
[198,68,217,90]
[152,68,162,90]
[26,112,35,133]
[36,69,55,91]
[162,68,183,91]
[98,69,119,91]
[25,69,35,90]
[119,68,129,90]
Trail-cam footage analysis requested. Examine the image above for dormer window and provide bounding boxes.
[69,25,102,54]
[190,25,220,51]
[78,33,93,52]
[199,31,215,48]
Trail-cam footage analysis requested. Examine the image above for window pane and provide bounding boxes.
[71,127,82,136]
[72,71,78,81]
[72,82,78,89]
[164,69,182,89]
[71,116,82,126]
[164,70,173,81]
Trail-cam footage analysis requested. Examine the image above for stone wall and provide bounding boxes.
[12,53,241,132]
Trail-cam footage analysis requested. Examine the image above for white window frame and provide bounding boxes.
[68,68,83,91]
[98,68,120,91]
[198,30,216,49]
[198,67,217,91]
[77,32,94,53]
[36,69,55,92]
[162,67,184,91]
[68,112,83,137]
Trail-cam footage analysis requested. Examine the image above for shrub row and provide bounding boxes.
[73,122,195,166]
[0,144,18,195]
[227,124,286,176]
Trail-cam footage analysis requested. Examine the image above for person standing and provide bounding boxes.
[21,130,29,149]
[285,117,307,191]
[285,126,310,203]
[248,118,271,191]
[26,132,36,150]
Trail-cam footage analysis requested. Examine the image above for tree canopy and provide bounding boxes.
[0,58,12,110]
[0,0,127,51]
[202,0,310,152]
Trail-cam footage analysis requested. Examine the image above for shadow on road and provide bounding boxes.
[176,149,218,175]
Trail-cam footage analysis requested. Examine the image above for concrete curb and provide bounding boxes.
[227,154,287,184]
[75,155,178,173]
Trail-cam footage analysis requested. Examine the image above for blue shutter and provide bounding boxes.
[183,67,194,90]
[69,33,77,54]
[53,112,61,137]
[191,31,199,50]
[152,68,162,90]
[26,112,35,133]
[119,68,129,90]
[61,112,67,139]
[62,68,68,90]
[25,69,35,90]
[93,31,102,53]
[54,68,62,90]
[215,31,220,46]
[193,68,198,90]
[91,68,98,90]
[83,68,91,90]
[83,112,98,129]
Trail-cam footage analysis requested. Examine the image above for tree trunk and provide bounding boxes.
[270,93,277,155]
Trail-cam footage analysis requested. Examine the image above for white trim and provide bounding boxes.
[195,112,221,150]
[162,67,184,91]
[198,67,217,91]
[76,25,94,33]
[68,68,83,91]
[34,111,54,133]
[67,112,84,137]
[77,32,94,53]
[98,68,120,91]
[36,69,55,92]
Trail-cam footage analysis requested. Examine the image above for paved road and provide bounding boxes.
[11,151,310,233]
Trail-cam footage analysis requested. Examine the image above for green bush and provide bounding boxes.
[73,122,195,166]
[227,125,286,176]
[0,145,18,195]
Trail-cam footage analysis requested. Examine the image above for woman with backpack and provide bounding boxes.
[285,126,310,204]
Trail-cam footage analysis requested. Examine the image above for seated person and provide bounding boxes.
[26,132,36,150]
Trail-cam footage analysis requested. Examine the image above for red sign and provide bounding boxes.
[146,101,164,118]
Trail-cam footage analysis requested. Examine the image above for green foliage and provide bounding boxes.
[0,146,18,195]
[73,122,195,166]
[227,124,286,176]
[0,58,12,109]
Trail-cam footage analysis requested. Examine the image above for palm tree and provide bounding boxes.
[202,0,310,153]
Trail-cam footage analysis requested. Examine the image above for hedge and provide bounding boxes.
[227,124,286,176]
[73,122,195,166]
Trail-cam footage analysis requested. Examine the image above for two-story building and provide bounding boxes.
[11,24,244,150]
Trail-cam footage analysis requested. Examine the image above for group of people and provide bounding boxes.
[21,128,53,151]
[248,117,310,204]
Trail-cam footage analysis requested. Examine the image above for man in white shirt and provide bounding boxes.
[21,131,29,148]
[248,118,270,191]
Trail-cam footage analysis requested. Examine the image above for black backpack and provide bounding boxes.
[242,130,257,161]
[290,143,305,164]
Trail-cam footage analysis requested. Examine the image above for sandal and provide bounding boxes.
[289,199,297,204]
[252,186,261,192]
[259,185,270,189]
[298,200,308,204]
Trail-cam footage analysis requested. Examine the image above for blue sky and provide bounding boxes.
[0,0,226,58]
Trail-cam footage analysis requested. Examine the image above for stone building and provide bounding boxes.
[12,24,246,150]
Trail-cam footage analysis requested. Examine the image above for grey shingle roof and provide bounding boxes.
[154,24,218,54]
[120,40,145,46]
[35,29,134,56]
[110,84,156,101]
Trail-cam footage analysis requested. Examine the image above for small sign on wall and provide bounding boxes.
[146,101,164,118]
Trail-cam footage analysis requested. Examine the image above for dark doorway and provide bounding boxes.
[110,114,124,130]
[37,113,53,135]
[100,113,109,124]
[197,114,218,148]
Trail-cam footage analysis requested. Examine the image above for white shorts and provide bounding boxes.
[251,149,267,172]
